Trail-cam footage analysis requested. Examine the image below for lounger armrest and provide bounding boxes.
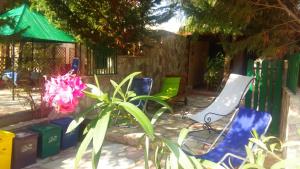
[203,112,228,132]
[204,112,228,124]
[218,153,246,168]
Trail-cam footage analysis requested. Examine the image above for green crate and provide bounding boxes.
[30,124,61,158]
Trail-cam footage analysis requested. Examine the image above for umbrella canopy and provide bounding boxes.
[0,4,75,43]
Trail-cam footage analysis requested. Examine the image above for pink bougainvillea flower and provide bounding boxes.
[43,73,86,114]
[58,99,79,114]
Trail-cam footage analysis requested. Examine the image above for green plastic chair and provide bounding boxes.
[154,77,181,101]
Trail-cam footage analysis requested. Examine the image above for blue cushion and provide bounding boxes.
[194,107,272,167]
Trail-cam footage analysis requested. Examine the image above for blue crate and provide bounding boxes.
[50,117,79,149]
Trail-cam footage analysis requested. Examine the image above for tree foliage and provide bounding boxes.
[29,0,177,48]
[181,0,300,58]
[0,0,23,39]
[0,0,23,17]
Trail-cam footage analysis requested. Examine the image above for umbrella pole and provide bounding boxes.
[12,43,15,100]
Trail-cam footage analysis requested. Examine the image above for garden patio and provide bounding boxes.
[1,1,300,169]
[0,92,219,169]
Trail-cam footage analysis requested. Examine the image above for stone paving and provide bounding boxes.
[0,89,40,116]
[24,141,145,169]
[106,93,228,155]
[2,91,227,169]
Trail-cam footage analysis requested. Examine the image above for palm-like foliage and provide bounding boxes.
[181,0,300,58]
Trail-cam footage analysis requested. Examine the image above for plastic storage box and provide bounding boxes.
[51,117,79,149]
[12,130,38,169]
[30,124,61,158]
[0,130,15,169]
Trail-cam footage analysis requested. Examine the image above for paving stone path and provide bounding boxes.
[24,142,145,169]
[2,91,227,169]
[0,89,40,116]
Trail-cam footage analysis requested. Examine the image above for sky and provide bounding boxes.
[152,1,185,33]
[155,12,185,33]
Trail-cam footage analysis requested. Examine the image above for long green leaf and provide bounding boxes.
[83,90,109,102]
[249,138,268,151]
[112,72,141,98]
[256,150,266,166]
[74,119,97,168]
[163,138,195,169]
[170,153,179,169]
[94,74,100,89]
[110,80,126,99]
[245,145,255,163]
[130,95,172,112]
[125,76,134,97]
[144,136,150,169]
[86,83,103,96]
[188,156,203,169]
[92,149,101,169]
[151,107,169,125]
[67,104,97,133]
[166,155,171,169]
[93,107,112,154]
[84,91,101,99]
[126,91,137,98]
[67,117,84,134]
[117,102,154,138]
[251,130,259,139]
[177,128,189,146]
[154,146,163,169]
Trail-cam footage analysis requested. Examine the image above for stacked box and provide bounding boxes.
[12,130,38,169]
[30,124,61,158]
[51,117,79,149]
[0,130,15,169]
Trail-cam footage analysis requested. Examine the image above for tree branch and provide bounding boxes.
[276,0,300,25]
[249,1,285,10]
[268,19,297,30]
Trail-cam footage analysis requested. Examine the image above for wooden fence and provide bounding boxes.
[245,59,283,135]
[286,54,300,94]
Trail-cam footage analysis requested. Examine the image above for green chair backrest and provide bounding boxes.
[160,77,181,98]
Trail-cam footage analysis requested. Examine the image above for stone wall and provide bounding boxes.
[280,87,300,158]
[78,31,188,109]
[82,31,188,94]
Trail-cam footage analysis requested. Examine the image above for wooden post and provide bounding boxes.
[31,42,34,71]
[282,60,288,87]
[79,43,82,75]
[258,60,267,111]
[223,55,231,78]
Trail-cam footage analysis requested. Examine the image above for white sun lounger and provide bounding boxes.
[183,74,254,153]
[189,73,254,125]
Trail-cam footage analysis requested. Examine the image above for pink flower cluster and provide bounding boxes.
[43,74,86,114]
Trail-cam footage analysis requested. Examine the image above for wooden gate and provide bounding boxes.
[286,54,300,94]
[245,59,283,135]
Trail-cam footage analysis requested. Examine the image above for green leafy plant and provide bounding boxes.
[204,52,225,90]
[66,72,221,169]
[242,131,300,169]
